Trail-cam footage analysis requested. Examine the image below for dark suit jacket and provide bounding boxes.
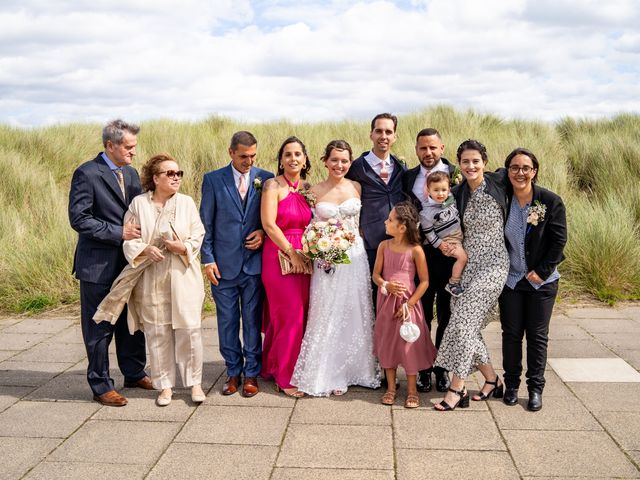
[68,153,142,284]
[345,152,406,250]
[401,158,456,210]
[199,165,274,280]
[507,184,567,281]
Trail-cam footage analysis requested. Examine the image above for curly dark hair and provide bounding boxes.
[140,153,176,192]
[393,201,421,245]
[456,139,488,163]
[276,136,312,179]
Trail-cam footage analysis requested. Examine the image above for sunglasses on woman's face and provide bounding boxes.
[158,170,184,179]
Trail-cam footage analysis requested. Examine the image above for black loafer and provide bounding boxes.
[435,371,450,393]
[527,391,542,411]
[417,371,432,392]
[503,388,518,406]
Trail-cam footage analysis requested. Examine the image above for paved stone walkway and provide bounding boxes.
[1,305,640,479]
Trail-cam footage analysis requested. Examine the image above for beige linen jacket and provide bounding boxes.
[123,192,205,331]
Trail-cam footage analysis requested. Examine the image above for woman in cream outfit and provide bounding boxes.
[124,153,206,406]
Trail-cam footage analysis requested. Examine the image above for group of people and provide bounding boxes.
[69,113,567,413]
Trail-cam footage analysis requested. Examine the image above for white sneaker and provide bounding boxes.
[156,389,172,407]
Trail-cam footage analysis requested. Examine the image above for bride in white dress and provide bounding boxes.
[291,140,380,396]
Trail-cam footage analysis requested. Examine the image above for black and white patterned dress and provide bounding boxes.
[434,181,509,378]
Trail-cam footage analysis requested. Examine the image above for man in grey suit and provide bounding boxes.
[69,119,152,407]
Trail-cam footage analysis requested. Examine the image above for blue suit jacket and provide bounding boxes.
[200,165,274,280]
[345,152,406,250]
[68,154,143,284]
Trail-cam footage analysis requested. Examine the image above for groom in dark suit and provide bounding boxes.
[402,128,456,393]
[69,119,151,407]
[200,131,273,397]
[346,113,406,281]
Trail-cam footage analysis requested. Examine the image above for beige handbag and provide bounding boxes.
[278,250,313,275]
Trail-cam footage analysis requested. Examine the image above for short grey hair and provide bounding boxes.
[102,119,140,147]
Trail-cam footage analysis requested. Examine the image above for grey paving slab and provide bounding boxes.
[291,391,391,425]
[0,385,34,413]
[549,358,640,382]
[548,323,593,340]
[204,377,296,407]
[0,318,21,330]
[0,333,51,351]
[547,339,616,358]
[629,451,640,467]
[49,420,181,465]
[12,341,87,363]
[569,382,640,412]
[0,360,74,387]
[504,430,639,477]
[394,409,505,451]
[593,332,640,351]
[277,424,393,469]
[396,449,519,479]
[25,372,96,402]
[620,349,640,370]
[0,437,61,480]
[0,401,99,438]
[93,394,196,422]
[489,395,602,430]
[578,318,640,333]
[25,461,149,479]
[595,412,640,450]
[566,307,630,319]
[272,468,395,480]
[46,326,84,344]
[147,443,277,480]
[3,318,73,334]
[177,405,291,445]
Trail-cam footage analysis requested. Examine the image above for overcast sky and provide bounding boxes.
[1,0,638,126]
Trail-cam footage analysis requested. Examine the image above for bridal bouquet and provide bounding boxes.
[301,218,356,273]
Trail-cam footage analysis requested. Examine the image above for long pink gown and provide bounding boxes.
[261,190,312,389]
[374,246,437,375]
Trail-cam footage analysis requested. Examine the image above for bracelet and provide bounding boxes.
[284,244,294,255]
[380,281,388,296]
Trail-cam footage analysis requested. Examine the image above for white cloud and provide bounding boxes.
[0,0,637,127]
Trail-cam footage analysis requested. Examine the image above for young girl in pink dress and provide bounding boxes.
[373,202,437,408]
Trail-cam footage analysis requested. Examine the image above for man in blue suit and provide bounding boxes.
[200,131,273,397]
[69,119,151,407]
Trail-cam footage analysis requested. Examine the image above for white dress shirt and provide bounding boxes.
[411,161,451,202]
[231,164,250,191]
[364,150,394,178]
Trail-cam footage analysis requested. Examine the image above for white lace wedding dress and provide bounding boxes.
[291,198,380,396]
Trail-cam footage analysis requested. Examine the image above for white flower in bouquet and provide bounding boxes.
[317,237,332,252]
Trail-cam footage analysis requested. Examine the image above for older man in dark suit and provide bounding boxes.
[69,119,152,407]
[402,128,457,393]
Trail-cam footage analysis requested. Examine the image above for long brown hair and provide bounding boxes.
[393,201,421,245]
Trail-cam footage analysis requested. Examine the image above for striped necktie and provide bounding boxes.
[114,169,126,198]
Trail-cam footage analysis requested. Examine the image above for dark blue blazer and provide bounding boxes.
[345,152,406,250]
[200,165,273,280]
[68,153,142,284]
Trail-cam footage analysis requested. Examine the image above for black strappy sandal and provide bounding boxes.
[472,376,504,401]
[434,387,469,411]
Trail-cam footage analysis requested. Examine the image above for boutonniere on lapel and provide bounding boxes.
[253,177,263,192]
[299,182,316,208]
[396,156,407,168]
[450,165,463,186]
[527,200,546,229]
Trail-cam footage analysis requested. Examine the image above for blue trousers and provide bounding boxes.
[80,281,147,396]
[211,271,263,377]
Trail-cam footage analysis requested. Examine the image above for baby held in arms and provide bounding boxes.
[419,171,467,297]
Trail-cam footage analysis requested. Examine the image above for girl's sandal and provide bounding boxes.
[381,390,397,405]
[404,394,420,409]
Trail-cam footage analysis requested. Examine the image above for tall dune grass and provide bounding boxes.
[0,107,638,312]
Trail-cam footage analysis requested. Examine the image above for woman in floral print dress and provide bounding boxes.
[433,139,509,411]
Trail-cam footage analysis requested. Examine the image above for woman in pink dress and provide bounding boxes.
[260,136,313,397]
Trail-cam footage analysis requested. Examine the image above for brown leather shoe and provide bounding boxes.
[93,390,128,407]
[242,377,259,397]
[222,376,240,396]
[124,376,154,390]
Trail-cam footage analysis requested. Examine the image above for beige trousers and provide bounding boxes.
[143,321,203,389]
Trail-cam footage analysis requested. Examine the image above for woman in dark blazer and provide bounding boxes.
[499,147,567,412]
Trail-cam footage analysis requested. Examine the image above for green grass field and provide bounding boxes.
[1,106,638,313]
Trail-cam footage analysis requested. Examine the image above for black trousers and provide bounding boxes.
[80,281,147,396]
[421,246,455,374]
[499,278,558,393]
